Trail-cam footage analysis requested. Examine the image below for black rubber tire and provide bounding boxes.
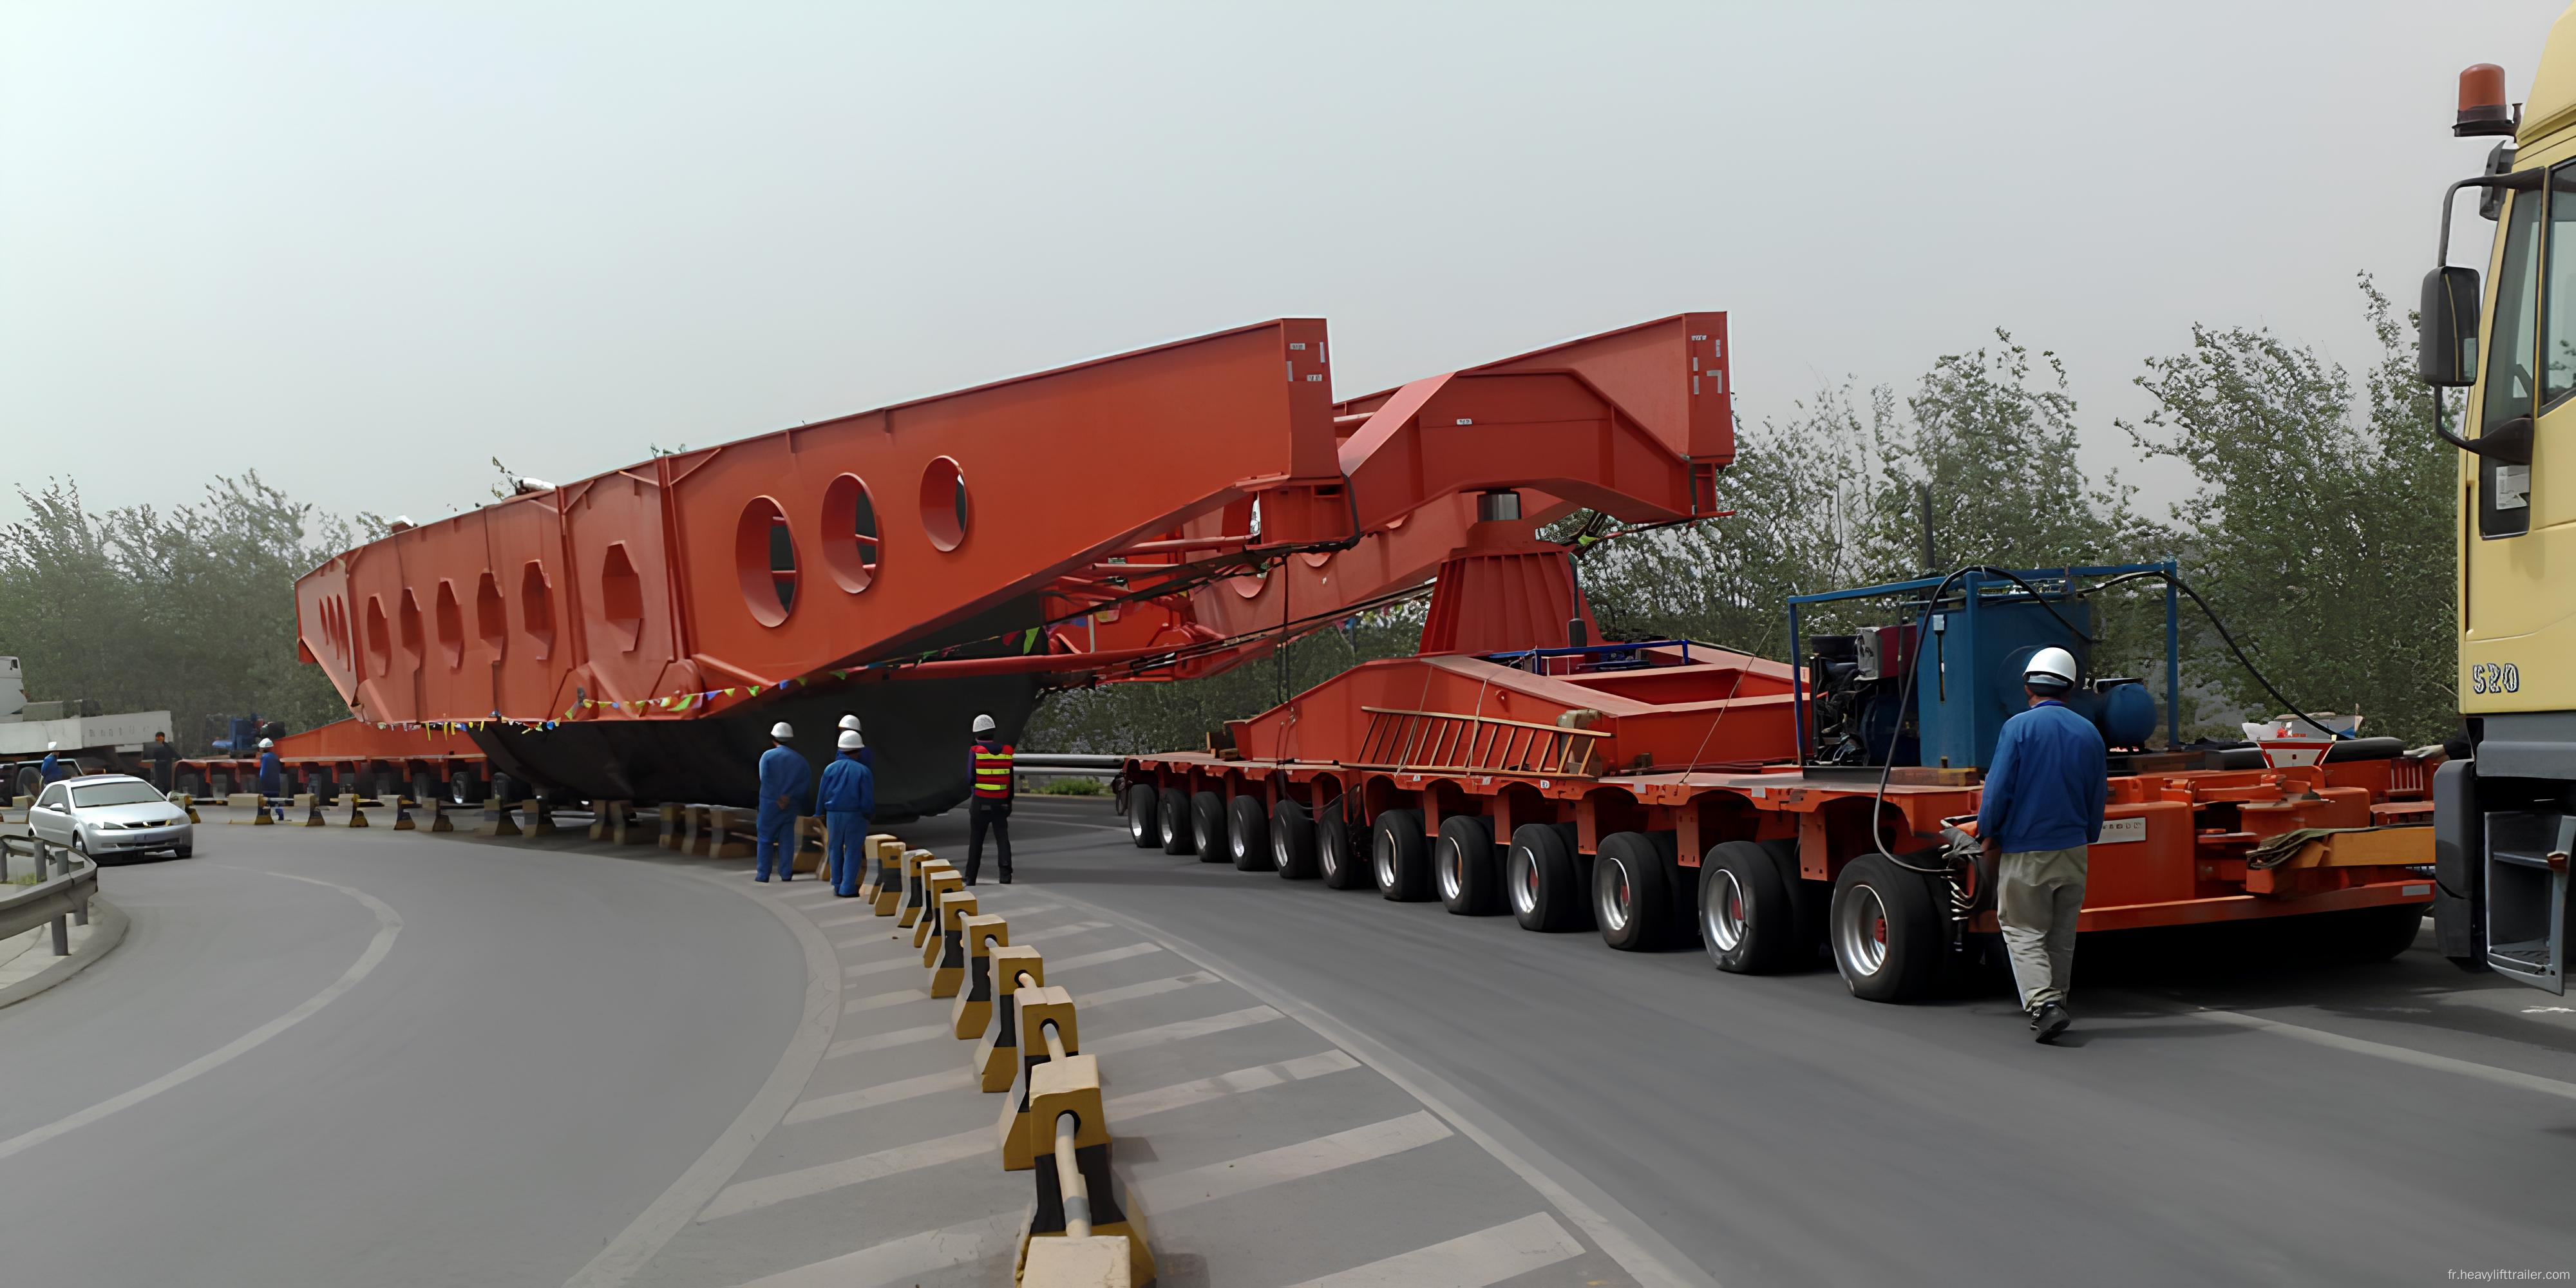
[1125,784,1164,848]
[209,771,231,797]
[448,769,476,806]
[14,766,39,800]
[1829,853,1943,1002]
[1271,800,1318,879]
[410,773,436,806]
[1191,791,1227,863]
[1594,831,1678,951]
[1435,815,1503,915]
[175,846,193,859]
[1159,787,1195,855]
[1319,808,1370,889]
[1372,810,1433,901]
[1701,839,1811,974]
[1507,823,1588,931]
[2321,902,2432,963]
[312,766,337,800]
[1227,794,1273,871]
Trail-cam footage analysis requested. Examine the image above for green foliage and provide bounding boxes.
[1034,775,1110,796]
[1025,605,1425,753]
[0,473,379,753]
[2122,275,2458,744]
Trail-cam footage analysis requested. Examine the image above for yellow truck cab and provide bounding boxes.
[2421,6,2576,992]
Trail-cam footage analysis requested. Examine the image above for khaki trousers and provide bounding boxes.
[1998,846,2087,1010]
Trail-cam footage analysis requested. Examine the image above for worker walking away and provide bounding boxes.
[1976,646,2107,1043]
[39,742,65,784]
[256,737,286,821]
[755,721,811,883]
[817,730,875,896]
[147,732,178,793]
[965,714,1013,885]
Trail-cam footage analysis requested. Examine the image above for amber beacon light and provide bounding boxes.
[2458,62,2515,137]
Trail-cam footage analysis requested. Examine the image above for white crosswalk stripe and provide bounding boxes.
[724,1210,1022,1287]
[1083,1005,1282,1056]
[1074,971,1216,1008]
[1281,1213,1586,1287]
[822,1023,949,1059]
[841,988,927,1015]
[782,1066,972,1125]
[1046,942,1164,972]
[1137,1111,1454,1211]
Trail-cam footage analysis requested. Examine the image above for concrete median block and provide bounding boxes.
[708,808,755,860]
[302,797,328,827]
[1019,1235,1136,1288]
[916,870,965,952]
[176,795,202,824]
[974,947,1045,1091]
[658,803,683,850]
[859,834,902,902]
[926,890,981,994]
[344,795,370,828]
[225,793,261,809]
[1023,1057,1154,1285]
[427,795,455,833]
[951,914,1010,1038]
[477,798,522,837]
[882,846,925,918]
[898,851,943,925]
[997,987,1079,1171]
[390,797,415,830]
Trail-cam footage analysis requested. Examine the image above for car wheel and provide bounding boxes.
[175,846,194,859]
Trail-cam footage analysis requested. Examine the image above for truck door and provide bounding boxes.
[2465,160,2576,706]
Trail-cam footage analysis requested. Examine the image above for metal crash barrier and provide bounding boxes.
[0,835,97,959]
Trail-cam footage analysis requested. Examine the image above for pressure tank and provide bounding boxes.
[2095,683,2157,748]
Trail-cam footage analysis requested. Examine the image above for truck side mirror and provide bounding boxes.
[2420,265,2482,387]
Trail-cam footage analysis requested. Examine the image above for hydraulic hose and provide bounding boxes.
[2074,567,2349,741]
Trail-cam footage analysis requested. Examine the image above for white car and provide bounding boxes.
[27,774,194,861]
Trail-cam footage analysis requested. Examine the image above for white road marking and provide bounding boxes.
[842,987,928,1015]
[1016,919,1113,943]
[782,1066,974,1125]
[1283,1212,1586,1287]
[2195,1007,2576,1103]
[1084,1005,1283,1056]
[727,1210,1023,1288]
[823,1023,949,1059]
[563,871,843,1288]
[0,869,402,1164]
[1077,970,1217,1008]
[1047,942,1164,972]
[698,1050,1362,1222]
[1137,1110,1452,1211]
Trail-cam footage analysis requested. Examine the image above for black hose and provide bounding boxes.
[2075,568,2349,741]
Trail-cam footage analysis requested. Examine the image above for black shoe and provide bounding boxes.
[2032,1003,2070,1043]
[999,875,1012,885]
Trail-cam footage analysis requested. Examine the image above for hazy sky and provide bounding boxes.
[1,2,2558,535]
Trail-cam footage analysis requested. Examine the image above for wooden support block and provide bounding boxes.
[792,817,824,874]
[974,946,1046,1091]
[900,855,949,927]
[428,795,454,833]
[951,914,1010,1038]
[683,804,712,857]
[588,800,620,842]
[522,797,558,837]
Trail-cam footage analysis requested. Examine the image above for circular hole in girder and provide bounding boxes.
[920,457,969,552]
[735,497,797,626]
[821,474,881,592]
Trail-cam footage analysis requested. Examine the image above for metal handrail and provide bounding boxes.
[1352,706,1607,777]
[0,835,97,957]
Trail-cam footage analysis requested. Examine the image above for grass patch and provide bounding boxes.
[1035,777,1110,797]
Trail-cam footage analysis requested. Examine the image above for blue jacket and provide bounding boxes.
[39,752,63,782]
[256,751,283,793]
[757,744,810,814]
[817,752,874,817]
[1976,699,2107,853]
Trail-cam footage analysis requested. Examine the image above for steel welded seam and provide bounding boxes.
[0,868,401,1164]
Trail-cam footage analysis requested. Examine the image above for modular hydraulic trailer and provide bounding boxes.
[176,719,491,805]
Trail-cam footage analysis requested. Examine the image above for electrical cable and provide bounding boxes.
[2074,567,2349,741]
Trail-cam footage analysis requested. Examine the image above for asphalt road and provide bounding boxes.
[5,797,2572,1287]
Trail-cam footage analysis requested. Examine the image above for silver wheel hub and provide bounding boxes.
[1704,869,1748,954]
[1374,833,1396,889]
[1511,846,1539,915]
[1598,858,1632,932]
[1835,885,1890,977]
[1437,838,1461,900]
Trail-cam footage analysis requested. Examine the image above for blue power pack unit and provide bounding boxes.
[1915,593,2091,772]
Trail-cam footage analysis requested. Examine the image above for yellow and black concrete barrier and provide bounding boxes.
[478,798,522,838]
[997,985,1079,1171]
[343,794,370,828]
[925,890,980,995]
[974,947,1046,1091]
[1021,1050,1154,1285]
[391,795,416,830]
[950,914,1009,1037]
[914,867,965,952]
[859,834,902,904]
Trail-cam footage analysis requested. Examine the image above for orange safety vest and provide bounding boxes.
[972,743,1015,800]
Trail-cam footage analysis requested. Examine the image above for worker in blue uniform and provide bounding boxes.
[837,714,875,769]
[39,743,64,784]
[817,729,876,896]
[1976,646,2107,1044]
[755,721,811,882]
[256,737,286,821]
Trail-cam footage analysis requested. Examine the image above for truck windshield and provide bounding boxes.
[70,781,166,808]
[2544,163,2576,407]
[2486,186,2543,432]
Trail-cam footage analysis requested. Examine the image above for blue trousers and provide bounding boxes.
[827,811,869,896]
[755,805,797,881]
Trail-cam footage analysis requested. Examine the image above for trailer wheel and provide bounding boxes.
[1595,831,1677,951]
[1829,853,1941,1002]
[209,770,231,797]
[1125,784,1164,848]
[448,768,477,806]
[1372,810,1432,901]
[1227,795,1273,872]
[1319,808,1370,889]
[1701,840,1812,974]
[2320,903,2432,963]
[1507,824,1587,931]
[410,773,436,806]
[1271,800,1318,879]
[178,771,202,798]
[1190,791,1227,863]
[1435,815,1502,915]
[1159,788,1195,856]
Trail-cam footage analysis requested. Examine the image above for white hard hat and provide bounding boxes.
[770,721,794,739]
[258,737,274,749]
[2024,647,2079,690]
[837,714,862,732]
[838,730,864,750]
[46,741,57,750]
[972,714,997,734]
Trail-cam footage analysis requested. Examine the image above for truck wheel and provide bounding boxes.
[177,771,202,798]
[1191,791,1227,863]
[1435,815,1502,915]
[1227,795,1273,871]
[1372,810,1432,901]
[1507,824,1587,931]
[1271,800,1318,879]
[1159,788,1195,856]
[448,769,475,806]
[1701,839,1821,973]
[1125,784,1164,848]
[1319,808,1370,889]
[14,766,39,800]
[2322,903,2432,963]
[1829,853,1942,1002]
[1595,831,1677,951]
[210,771,232,797]
[411,773,436,806]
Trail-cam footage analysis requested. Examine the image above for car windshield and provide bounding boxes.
[69,781,167,808]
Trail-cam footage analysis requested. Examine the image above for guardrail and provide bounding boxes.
[0,834,97,957]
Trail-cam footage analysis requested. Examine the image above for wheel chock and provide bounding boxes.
[478,798,522,837]
[901,857,951,929]
[1020,1236,1137,1288]
[925,890,981,991]
[997,987,1079,1171]
[974,947,1046,1090]
[951,914,1010,1037]
[916,870,965,951]
[1021,1056,1155,1287]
